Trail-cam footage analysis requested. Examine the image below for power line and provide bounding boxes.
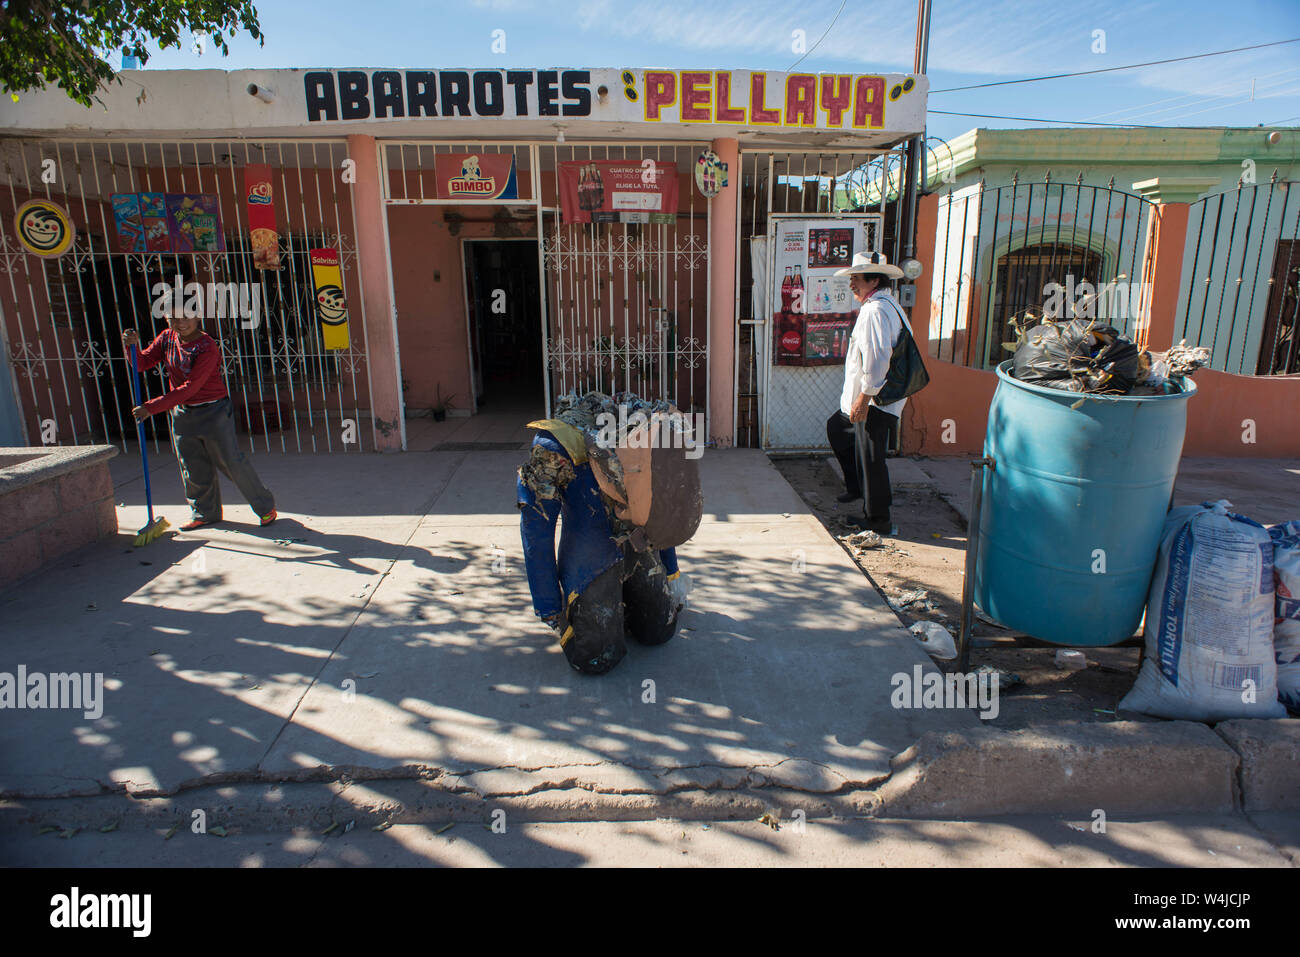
[787,0,849,73]
[928,109,1168,128]
[930,38,1300,93]
[1085,67,1300,122]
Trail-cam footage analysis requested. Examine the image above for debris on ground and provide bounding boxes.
[975,663,1023,692]
[1054,649,1088,671]
[844,529,884,549]
[910,620,957,660]
[888,588,936,612]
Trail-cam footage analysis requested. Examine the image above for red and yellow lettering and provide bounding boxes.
[820,75,853,127]
[680,71,711,122]
[853,76,885,128]
[644,71,676,121]
[750,72,780,125]
[715,71,746,123]
[785,74,817,127]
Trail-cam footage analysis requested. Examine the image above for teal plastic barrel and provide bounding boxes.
[973,361,1197,646]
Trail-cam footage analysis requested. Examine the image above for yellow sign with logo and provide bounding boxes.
[14,199,74,258]
[310,247,350,350]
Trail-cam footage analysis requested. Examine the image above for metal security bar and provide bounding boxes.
[1178,175,1300,375]
[929,174,1157,369]
[735,147,905,450]
[0,138,369,454]
[537,142,710,420]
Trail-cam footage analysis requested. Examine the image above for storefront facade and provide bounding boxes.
[0,67,926,452]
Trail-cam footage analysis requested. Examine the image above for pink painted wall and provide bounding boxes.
[387,204,487,411]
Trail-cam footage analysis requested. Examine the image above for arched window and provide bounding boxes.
[985,243,1104,367]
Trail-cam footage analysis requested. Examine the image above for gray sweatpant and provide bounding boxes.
[169,397,275,521]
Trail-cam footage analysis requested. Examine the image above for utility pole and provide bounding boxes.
[902,0,932,264]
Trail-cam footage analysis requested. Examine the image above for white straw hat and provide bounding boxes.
[834,250,904,280]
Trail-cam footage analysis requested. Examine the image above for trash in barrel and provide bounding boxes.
[972,360,1197,647]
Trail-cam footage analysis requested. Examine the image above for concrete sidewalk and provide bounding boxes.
[0,447,975,821]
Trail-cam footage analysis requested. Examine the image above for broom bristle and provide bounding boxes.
[133,517,170,547]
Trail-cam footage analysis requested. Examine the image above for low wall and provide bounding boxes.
[0,446,119,589]
[901,359,1300,459]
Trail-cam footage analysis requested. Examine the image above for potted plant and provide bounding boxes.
[431,385,456,422]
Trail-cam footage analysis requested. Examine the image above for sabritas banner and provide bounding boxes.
[434,153,518,199]
[558,160,678,225]
[309,248,350,350]
[244,164,279,269]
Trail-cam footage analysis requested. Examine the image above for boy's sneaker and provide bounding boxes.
[259,509,278,527]
[180,517,220,531]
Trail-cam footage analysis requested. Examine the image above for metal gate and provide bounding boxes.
[0,138,369,453]
[734,147,908,450]
[1177,175,1300,375]
[929,174,1158,370]
[537,142,710,419]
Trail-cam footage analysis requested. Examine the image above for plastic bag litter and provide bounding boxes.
[1268,521,1300,713]
[910,621,957,660]
[1120,501,1286,721]
[888,588,932,611]
[1011,318,1141,394]
[668,572,693,613]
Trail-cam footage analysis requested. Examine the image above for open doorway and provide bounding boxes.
[463,238,544,417]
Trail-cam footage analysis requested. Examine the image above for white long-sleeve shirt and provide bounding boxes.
[840,289,908,419]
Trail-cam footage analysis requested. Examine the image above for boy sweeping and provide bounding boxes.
[121,297,277,531]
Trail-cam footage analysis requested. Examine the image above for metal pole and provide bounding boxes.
[902,0,933,261]
[958,455,994,672]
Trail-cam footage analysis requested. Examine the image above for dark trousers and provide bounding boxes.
[826,407,897,521]
[169,397,275,521]
[562,543,679,675]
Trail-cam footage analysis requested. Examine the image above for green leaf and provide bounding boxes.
[0,0,265,108]
[163,823,180,840]
[100,822,118,833]
[209,825,228,837]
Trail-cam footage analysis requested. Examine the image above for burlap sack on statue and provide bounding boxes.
[585,411,702,550]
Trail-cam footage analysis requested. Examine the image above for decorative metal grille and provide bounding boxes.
[0,138,369,453]
[1179,175,1300,375]
[536,142,710,420]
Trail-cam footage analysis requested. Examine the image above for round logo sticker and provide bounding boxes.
[14,199,75,258]
[315,284,348,324]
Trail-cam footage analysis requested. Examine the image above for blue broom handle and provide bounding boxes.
[129,344,156,525]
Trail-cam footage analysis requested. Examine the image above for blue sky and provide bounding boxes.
[131,0,1300,144]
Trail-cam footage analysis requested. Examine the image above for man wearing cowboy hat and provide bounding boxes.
[826,251,907,535]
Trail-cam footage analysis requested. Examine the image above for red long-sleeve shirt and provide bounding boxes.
[136,329,227,415]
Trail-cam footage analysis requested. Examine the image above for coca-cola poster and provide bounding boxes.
[771,217,874,366]
[558,160,679,225]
